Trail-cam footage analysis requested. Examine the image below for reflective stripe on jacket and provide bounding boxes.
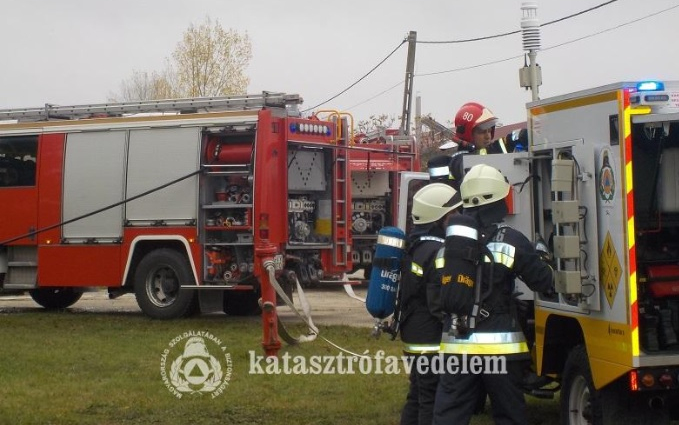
[403,343,441,354]
[440,331,528,355]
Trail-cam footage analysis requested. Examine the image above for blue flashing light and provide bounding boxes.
[637,81,665,92]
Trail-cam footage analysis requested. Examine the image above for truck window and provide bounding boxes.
[0,135,38,187]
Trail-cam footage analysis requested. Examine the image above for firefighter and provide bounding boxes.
[399,182,462,425]
[426,102,504,191]
[432,164,554,425]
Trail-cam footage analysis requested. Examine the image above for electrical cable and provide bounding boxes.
[342,80,402,111]
[304,2,677,120]
[0,169,202,245]
[417,0,619,44]
[415,3,679,78]
[301,40,406,112]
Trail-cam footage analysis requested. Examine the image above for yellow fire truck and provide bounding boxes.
[461,80,679,424]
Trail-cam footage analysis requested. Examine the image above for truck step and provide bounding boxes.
[2,283,37,290]
[8,261,38,267]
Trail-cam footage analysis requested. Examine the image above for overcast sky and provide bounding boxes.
[1,0,678,127]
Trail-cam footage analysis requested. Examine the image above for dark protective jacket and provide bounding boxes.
[399,223,446,351]
[440,219,554,358]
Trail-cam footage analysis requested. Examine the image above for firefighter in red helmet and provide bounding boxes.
[454,102,502,152]
[443,102,507,191]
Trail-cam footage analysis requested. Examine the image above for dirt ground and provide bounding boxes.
[0,284,375,328]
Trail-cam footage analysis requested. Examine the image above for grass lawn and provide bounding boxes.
[0,309,560,425]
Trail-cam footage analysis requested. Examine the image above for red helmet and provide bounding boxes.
[454,102,499,143]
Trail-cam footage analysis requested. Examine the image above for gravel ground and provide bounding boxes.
[0,284,375,328]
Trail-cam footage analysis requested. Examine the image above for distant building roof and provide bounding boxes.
[494,122,526,140]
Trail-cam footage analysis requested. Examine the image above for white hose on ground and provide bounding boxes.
[263,261,370,358]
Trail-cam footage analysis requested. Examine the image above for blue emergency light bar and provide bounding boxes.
[636,81,665,92]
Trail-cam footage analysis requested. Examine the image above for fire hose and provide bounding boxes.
[263,260,369,358]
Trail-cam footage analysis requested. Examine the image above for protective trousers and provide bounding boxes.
[400,353,439,425]
[432,355,526,425]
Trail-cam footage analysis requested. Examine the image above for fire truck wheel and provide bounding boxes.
[223,290,261,316]
[133,249,198,320]
[562,345,671,424]
[29,288,83,309]
[561,345,602,425]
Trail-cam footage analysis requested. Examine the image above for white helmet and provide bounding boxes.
[460,164,510,208]
[411,183,462,224]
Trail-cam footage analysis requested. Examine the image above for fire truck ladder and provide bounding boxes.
[332,117,351,269]
[0,92,303,121]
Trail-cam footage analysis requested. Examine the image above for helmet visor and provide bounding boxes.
[476,118,498,131]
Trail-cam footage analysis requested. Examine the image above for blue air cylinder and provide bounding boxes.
[365,226,406,320]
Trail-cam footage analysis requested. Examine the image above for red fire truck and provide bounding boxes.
[348,127,419,279]
[0,93,417,354]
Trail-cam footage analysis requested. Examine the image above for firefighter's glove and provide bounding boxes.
[534,233,555,267]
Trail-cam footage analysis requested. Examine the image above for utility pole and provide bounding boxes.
[400,31,417,136]
[519,2,542,101]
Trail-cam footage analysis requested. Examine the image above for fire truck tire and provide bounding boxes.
[561,345,603,425]
[562,345,670,425]
[29,288,83,309]
[133,249,198,320]
[223,290,261,316]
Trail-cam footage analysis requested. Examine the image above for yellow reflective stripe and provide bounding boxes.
[446,224,478,240]
[404,344,440,354]
[440,341,528,355]
[429,165,450,177]
[499,139,507,153]
[435,248,445,269]
[483,242,515,268]
[377,235,406,249]
[411,262,424,276]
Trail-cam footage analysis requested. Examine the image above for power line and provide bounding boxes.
[301,40,406,112]
[305,1,672,113]
[417,0,619,44]
[543,4,679,51]
[416,3,679,77]
[304,1,619,112]
[343,80,402,111]
[343,2,678,111]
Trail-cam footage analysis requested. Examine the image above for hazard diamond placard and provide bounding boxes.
[600,232,622,309]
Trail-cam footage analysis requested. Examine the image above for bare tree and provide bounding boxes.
[355,114,397,135]
[111,17,252,101]
[109,70,175,102]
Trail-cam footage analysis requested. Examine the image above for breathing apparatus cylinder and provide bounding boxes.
[440,214,480,318]
[365,226,406,320]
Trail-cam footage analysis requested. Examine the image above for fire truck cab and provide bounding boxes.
[0,93,415,327]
